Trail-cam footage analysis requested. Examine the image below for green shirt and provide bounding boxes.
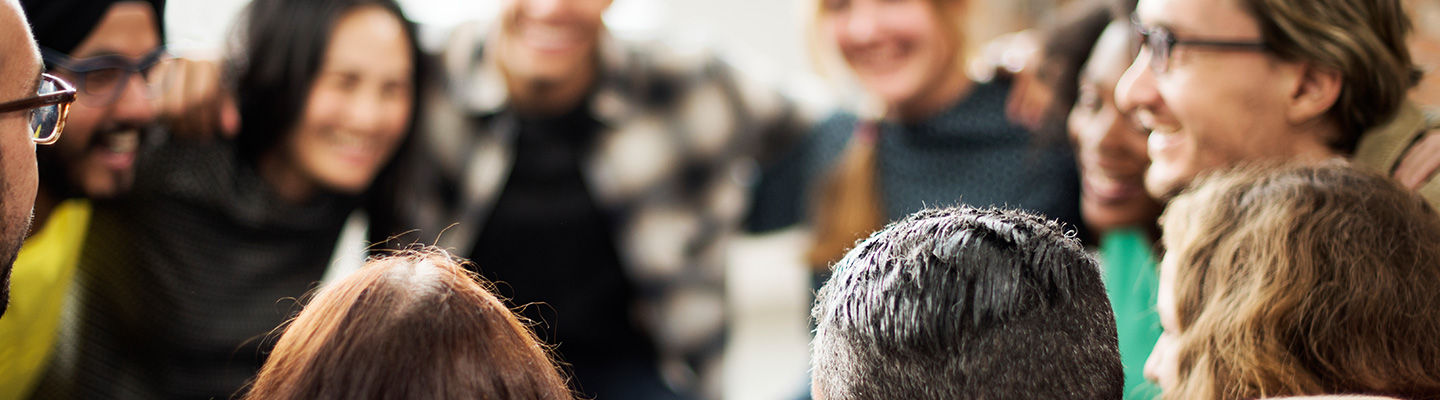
[1099,227,1162,400]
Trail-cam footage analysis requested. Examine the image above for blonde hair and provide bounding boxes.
[1160,162,1440,400]
[1239,0,1418,152]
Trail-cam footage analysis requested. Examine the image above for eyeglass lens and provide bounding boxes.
[1137,26,1172,73]
[30,78,66,144]
[72,52,174,107]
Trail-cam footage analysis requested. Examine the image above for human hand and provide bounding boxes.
[973,31,1050,131]
[1394,128,1440,189]
[153,56,239,140]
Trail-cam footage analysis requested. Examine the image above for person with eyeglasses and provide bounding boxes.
[1115,0,1440,206]
[0,0,74,319]
[0,0,161,398]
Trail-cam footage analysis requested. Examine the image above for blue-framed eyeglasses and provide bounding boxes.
[42,46,174,107]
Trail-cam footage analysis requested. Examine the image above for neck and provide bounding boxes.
[890,66,974,123]
[258,151,317,205]
[507,72,594,116]
[1292,121,1346,162]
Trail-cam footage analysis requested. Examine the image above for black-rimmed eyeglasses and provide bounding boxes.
[0,74,77,145]
[42,46,172,107]
[1132,15,1269,74]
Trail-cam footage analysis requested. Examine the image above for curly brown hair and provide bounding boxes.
[1159,161,1440,400]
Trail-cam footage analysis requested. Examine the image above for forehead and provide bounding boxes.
[0,0,40,94]
[1136,0,1261,37]
[506,0,611,15]
[322,6,411,72]
[69,2,161,58]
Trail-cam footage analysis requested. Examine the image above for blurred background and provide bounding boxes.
[160,1,1064,398]
[166,1,818,399]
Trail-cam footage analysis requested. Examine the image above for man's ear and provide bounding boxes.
[1286,62,1343,124]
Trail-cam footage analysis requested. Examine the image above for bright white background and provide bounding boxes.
[166,0,812,73]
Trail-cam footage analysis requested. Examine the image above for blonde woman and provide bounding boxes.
[1151,162,1440,399]
[749,0,1084,270]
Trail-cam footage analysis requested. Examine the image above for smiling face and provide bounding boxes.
[1115,0,1333,200]
[42,1,158,200]
[278,5,413,198]
[497,0,610,86]
[1069,22,1163,234]
[819,0,968,120]
[0,0,41,316]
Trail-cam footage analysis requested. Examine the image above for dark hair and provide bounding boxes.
[1035,0,1137,139]
[811,206,1123,399]
[245,247,576,400]
[229,0,424,166]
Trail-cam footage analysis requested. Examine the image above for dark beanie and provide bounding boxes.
[20,0,166,55]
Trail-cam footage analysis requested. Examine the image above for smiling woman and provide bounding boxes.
[253,5,414,203]
[45,0,426,398]
[748,0,1084,271]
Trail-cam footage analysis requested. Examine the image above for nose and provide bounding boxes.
[1096,106,1140,159]
[1115,51,1159,116]
[523,0,566,19]
[343,89,383,134]
[840,7,879,45]
[113,73,157,126]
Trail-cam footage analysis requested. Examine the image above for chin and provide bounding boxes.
[1144,173,1187,201]
[862,82,919,109]
[322,178,373,195]
[81,180,135,201]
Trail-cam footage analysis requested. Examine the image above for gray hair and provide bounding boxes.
[811,206,1123,399]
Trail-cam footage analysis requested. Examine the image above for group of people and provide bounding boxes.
[0,0,1438,399]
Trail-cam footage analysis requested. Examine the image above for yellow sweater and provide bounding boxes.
[0,199,90,400]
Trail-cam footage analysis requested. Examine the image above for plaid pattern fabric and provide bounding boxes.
[381,22,817,397]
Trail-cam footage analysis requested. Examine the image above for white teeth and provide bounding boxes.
[107,130,139,154]
[1148,129,1181,150]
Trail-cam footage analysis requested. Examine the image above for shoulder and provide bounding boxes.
[1354,101,1428,172]
[814,111,859,137]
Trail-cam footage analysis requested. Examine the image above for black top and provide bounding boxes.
[43,139,354,400]
[471,105,656,378]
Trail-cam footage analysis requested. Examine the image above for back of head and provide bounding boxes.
[1239,0,1416,151]
[811,206,1122,400]
[246,247,574,400]
[1162,162,1440,399]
